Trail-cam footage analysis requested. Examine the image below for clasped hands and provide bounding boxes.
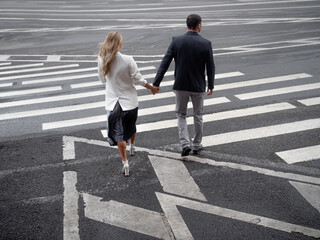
[146,83,160,95]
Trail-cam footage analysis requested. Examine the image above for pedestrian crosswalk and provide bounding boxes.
[0,59,319,165]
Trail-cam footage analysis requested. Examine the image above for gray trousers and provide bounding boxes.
[175,90,204,150]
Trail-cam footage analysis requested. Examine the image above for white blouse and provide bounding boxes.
[98,52,147,111]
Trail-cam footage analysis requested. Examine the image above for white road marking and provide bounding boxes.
[46,55,61,61]
[83,193,172,240]
[61,136,320,185]
[0,62,43,71]
[0,86,62,98]
[71,71,244,89]
[43,97,229,130]
[63,171,79,240]
[0,90,105,109]
[22,72,97,85]
[0,63,79,76]
[0,62,11,66]
[137,102,296,133]
[43,115,106,130]
[0,0,314,13]
[0,82,12,88]
[0,66,94,82]
[202,118,320,147]
[149,155,207,201]
[0,101,105,121]
[0,55,10,61]
[217,73,311,90]
[276,145,320,164]
[156,192,320,239]
[289,181,320,214]
[298,96,320,106]
[235,82,320,100]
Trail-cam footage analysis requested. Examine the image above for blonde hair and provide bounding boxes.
[99,32,123,75]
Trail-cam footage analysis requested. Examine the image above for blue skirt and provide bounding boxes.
[107,101,138,146]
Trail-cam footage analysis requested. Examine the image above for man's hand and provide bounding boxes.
[151,86,160,95]
[207,88,213,95]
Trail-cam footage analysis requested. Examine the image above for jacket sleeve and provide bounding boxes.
[153,38,174,87]
[129,57,147,86]
[97,57,106,83]
[206,42,215,90]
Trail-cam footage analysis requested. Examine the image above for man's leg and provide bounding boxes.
[191,92,204,151]
[175,91,191,150]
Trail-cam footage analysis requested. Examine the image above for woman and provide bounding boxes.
[98,32,159,176]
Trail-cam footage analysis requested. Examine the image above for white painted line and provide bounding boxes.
[43,115,107,130]
[139,66,157,71]
[290,181,320,214]
[0,63,44,71]
[45,97,230,130]
[0,65,95,82]
[298,96,320,106]
[218,73,311,90]
[0,63,79,76]
[134,71,245,90]
[202,118,320,147]
[236,82,320,100]
[100,97,229,136]
[22,72,97,85]
[0,0,314,13]
[149,155,207,201]
[156,192,320,239]
[137,102,296,133]
[0,62,11,66]
[0,101,105,121]
[60,136,320,185]
[0,90,104,109]
[46,55,61,61]
[63,171,79,240]
[138,91,175,101]
[0,82,12,88]
[276,145,320,164]
[0,86,62,98]
[83,193,171,240]
[70,65,156,89]
[0,55,10,61]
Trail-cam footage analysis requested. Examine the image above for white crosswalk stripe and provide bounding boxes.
[0,60,319,165]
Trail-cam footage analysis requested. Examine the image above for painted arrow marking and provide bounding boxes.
[289,181,320,214]
[82,193,173,239]
[156,192,320,239]
[62,136,320,239]
[149,155,207,201]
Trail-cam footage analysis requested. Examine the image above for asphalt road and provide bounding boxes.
[0,0,320,239]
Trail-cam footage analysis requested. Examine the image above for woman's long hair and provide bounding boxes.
[99,32,123,76]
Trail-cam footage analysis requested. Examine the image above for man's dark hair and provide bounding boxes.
[186,14,202,30]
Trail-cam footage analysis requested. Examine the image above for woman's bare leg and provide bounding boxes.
[117,141,127,161]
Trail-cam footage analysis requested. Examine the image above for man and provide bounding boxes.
[153,14,215,156]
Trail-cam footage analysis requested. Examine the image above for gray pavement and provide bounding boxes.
[0,0,320,239]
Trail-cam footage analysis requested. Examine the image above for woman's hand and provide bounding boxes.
[145,83,160,95]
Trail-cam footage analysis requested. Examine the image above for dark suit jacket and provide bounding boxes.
[153,31,215,92]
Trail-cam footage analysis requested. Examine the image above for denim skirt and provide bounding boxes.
[106,101,138,146]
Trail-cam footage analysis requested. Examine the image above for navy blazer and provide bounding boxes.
[153,31,215,92]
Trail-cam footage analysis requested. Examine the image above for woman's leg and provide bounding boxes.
[118,141,129,176]
[129,133,136,156]
[130,133,136,144]
[117,141,127,161]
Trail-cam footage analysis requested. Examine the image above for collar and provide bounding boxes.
[186,31,200,36]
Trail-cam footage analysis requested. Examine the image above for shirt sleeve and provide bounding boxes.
[129,57,147,86]
[153,38,174,87]
[98,57,106,83]
[206,42,215,89]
